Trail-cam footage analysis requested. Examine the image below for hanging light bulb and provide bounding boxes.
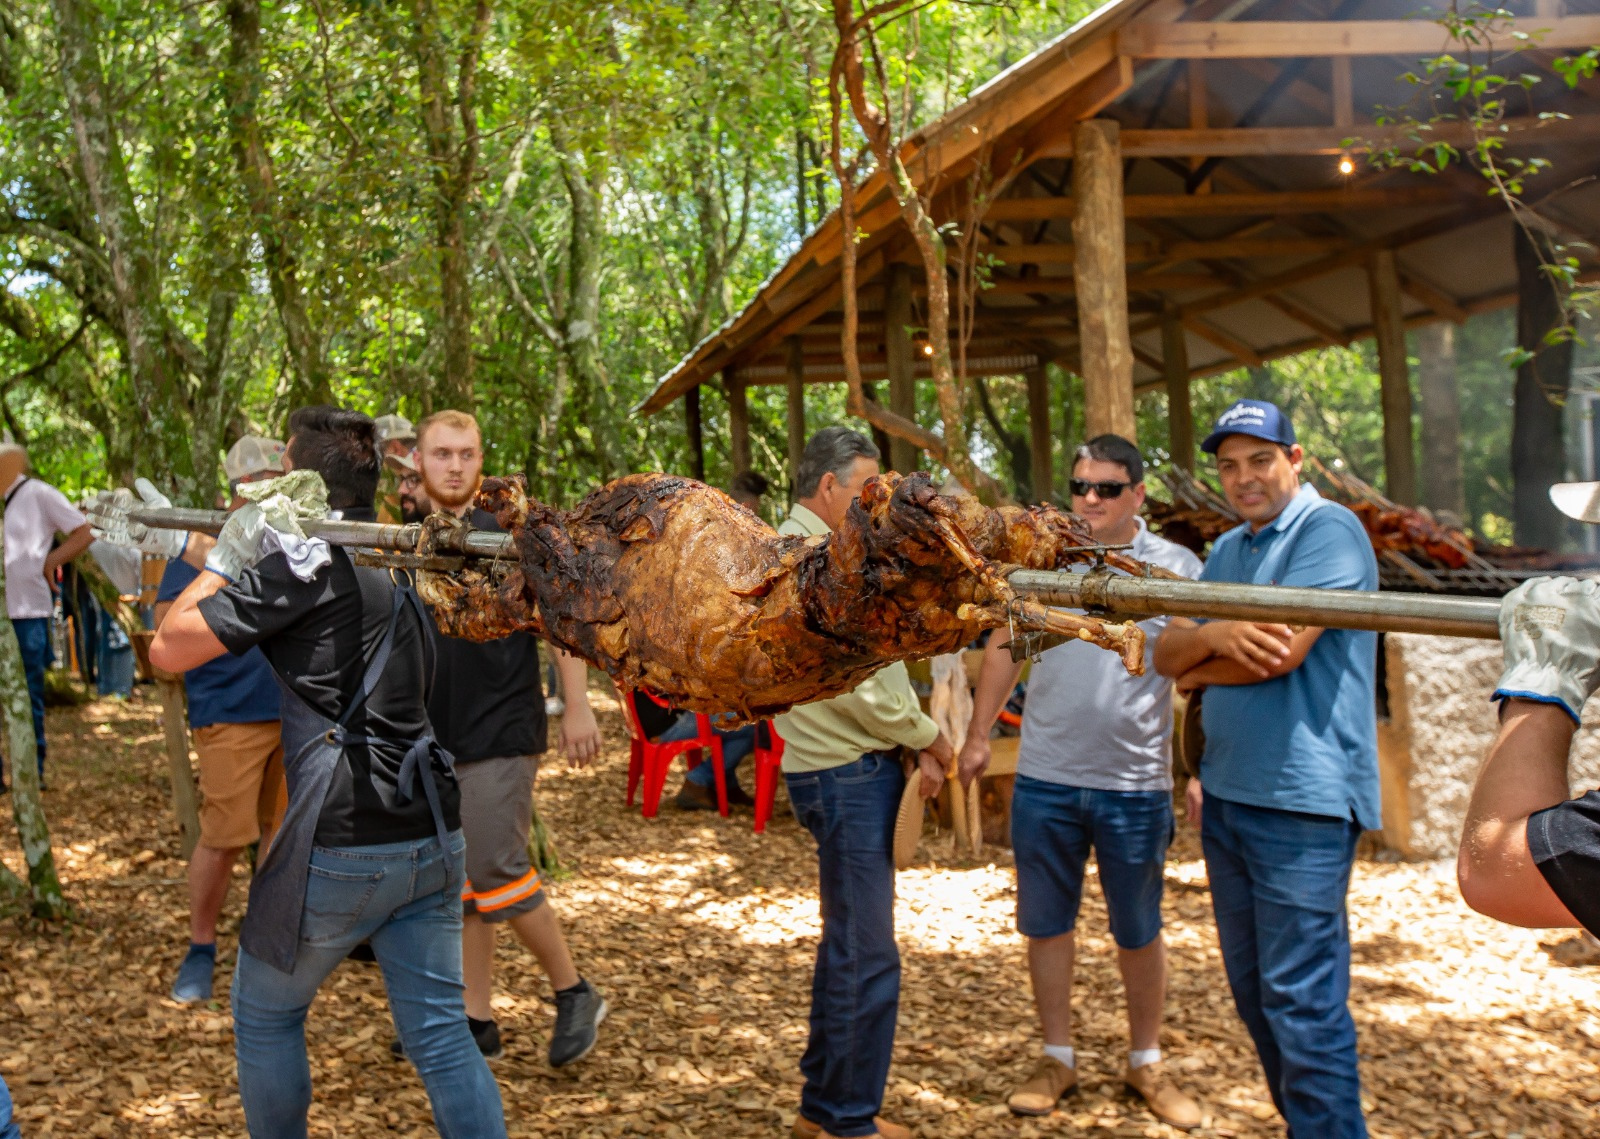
[921,342,934,357]
[1338,153,1356,176]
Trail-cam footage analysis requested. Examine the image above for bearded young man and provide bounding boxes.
[407,409,609,1067]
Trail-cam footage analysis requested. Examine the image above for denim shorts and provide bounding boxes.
[1010,775,1173,948]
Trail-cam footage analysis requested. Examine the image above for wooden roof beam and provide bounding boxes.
[986,184,1462,222]
[983,236,1346,264]
[1116,16,1600,59]
[1182,316,1265,367]
[1035,117,1600,158]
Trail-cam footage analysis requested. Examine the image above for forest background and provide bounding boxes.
[1,0,1591,541]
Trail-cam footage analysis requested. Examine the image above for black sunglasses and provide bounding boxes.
[1069,478,1133,499]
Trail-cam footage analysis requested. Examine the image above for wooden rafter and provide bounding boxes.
[1034,117,1600,158]
[985,185,1462,221]
[1116,16,1600,58]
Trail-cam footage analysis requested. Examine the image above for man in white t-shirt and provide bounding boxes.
[958,435,1203,1130]
[0,443,91,789]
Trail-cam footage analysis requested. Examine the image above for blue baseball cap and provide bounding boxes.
[1200,398,1297,454]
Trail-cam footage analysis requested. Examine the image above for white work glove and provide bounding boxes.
[206,469,333,583]
[203,503,267,582]
[1495,576,1600,723]
[87,478,188,558]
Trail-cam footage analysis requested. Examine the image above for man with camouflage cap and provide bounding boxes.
[374,414,417,523]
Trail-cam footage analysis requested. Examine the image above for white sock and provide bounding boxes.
[1043,1044,1075,1069]
[1128,1047,1162,1070]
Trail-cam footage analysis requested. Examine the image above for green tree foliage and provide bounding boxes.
[0,0,1090,506]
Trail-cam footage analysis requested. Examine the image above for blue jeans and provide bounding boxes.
[231,833,506,1139]
[10,618,48,778]
[1010,776,1172,948]
[0,1073,20,1139]
[661,712,757,788]
[1202,790,1367,1139]
[785,751,904,1138]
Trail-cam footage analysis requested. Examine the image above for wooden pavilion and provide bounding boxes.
[636,0,1600,507]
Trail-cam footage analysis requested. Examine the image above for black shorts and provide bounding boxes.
[1528,788,1600,938]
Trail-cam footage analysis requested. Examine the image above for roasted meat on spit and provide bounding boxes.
[418,471,1163,721]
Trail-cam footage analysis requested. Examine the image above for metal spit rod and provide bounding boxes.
[129,507,1505,640]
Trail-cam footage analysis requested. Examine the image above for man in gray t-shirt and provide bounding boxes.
[959,435,1202,1130]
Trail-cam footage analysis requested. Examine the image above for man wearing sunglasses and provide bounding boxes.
[1153,399,1379,1139]
[959,434,1203,1129]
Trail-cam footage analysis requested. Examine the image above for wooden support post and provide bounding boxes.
[726,372,751,477]
[1331,56,1353,129]
[685,385,705,482]
[1162,310,1195,471]
[786,336,807,489]
[1188,60,1210,191]
[1416,323,1465,518]
[1025,367,1054,503]
[884,263,918,473]
[1368,250,1417,505]
[1071,120,1137,441]
[155,674,201,858]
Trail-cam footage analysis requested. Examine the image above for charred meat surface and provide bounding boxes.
[420,471,1155,720]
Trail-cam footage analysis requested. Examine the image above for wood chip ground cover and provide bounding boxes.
[2,689,1597,1137]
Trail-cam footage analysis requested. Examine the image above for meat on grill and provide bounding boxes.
[418,471,1159,721]
[1348,502,1470,569]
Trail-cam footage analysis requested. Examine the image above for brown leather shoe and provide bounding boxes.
[791,1115,911,1139]
[1007,1058,1077,1116]
[1125,1061,1202,1131]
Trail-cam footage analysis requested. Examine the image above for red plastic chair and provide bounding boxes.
[752,719,786,834]
[620,690,728,818]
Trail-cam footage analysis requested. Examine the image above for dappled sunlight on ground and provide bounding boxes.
[1,688,1598,1136]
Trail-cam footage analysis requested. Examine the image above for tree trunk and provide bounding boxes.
[50,0,196,491]
[828,0,1003,502]
[550,123,611,477]
[974,376,1032,501]
[883,263,918,474]
[411,0,492,411]
[1416,322,1466,520]
[0,497,66,919]
[223,0,330,407]
[1513,224,1574,549]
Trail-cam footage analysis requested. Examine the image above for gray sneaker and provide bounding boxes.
[549,979,607,1068]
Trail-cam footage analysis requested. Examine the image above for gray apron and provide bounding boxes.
[239,576,457,975]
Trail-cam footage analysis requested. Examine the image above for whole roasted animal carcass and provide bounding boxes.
[418,471,1157,720]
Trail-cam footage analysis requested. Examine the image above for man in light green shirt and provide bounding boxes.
[774,427,950,1139]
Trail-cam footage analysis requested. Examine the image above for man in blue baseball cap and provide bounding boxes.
[1154,398,1379,1138]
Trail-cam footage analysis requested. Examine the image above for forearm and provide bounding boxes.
[45,524,94,574]
[1154,619,1213,677]
[1176,657,1259,690]
[552,647,592,710]
[1458,700,1581,928]
[969,633,1024,737]
[1177,626,1322,688]
[180,533,214,570]
[149,571,231,672]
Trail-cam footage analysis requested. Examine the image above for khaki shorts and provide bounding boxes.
[194,721,286,850]
[458,755,547,923]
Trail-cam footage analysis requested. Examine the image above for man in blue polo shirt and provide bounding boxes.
[1154,399,1378,1139]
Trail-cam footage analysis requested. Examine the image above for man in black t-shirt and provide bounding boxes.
[411,409,608,1069]
[1460,570,1600,941]
[148,407,507,1139]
